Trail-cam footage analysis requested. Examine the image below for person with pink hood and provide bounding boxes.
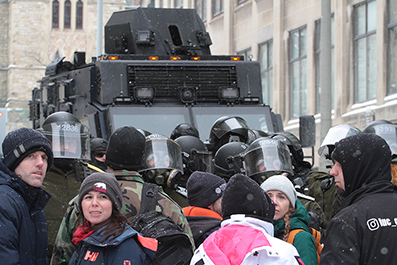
[190,173,304,265]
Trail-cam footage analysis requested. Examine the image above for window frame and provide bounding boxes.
[64,0,72,29]
[314,16,335,114]
[195,0,207,22]
[289,25,308,118]
[258,40,274,106]
[387,0,397,95]
[212,0,223,18]
[353,0,377,103]
[52,0,59,29]
[76,0,83,30]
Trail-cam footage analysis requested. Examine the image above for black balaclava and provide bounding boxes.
[331,133,392,197]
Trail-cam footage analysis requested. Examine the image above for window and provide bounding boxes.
[174,0,182,8]
[52,0,59,29]
[353,1,377,103]
[195,0,207,22]
[237,48,252,61]
[315,17,335,113]
[289,26,307,118]
[64,0,71,29]
[76,0,83,29]
[237,0,248,4]
[387,0,397,95]
[259,40,273,106]
[212,0,223,17]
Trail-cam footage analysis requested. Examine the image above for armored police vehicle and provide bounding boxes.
[29,7,283,142]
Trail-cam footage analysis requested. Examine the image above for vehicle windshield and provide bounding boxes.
[109,105,273,142]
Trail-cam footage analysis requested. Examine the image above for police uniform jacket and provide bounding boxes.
[0,159,51,265]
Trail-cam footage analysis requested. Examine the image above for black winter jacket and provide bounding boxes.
[0,159,51,265]
[320,134,397,265]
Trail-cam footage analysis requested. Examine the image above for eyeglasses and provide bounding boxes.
[94,152,106,158]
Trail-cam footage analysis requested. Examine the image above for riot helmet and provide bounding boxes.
[208,116,251,154]
[243,137,294,184]
[90,138,107,171]
[213,142,249,180]
[39,111,90,160]
[170,123,200,140]
[174,135,212,176]
[137,128,152,137]
[363,120,397,158]
[318,124,361,159]
[90,138,107,153]
[140,134,184,189]
[271,131,308,168]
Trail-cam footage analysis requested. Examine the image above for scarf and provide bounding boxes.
[72,221,94,246]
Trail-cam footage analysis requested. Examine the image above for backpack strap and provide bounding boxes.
[286,228,304,245]
[141,182,160,214]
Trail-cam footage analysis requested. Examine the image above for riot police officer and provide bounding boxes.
[170,123,200,140]
[90,137,107,171]
[139,134,188,206]
[213,141,249,180]
[363,120,397,187]
[243,136,328,232]
[38,111,93,259]
[208,116,251,155]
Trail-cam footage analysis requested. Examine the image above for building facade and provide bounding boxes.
[1,0,396,166]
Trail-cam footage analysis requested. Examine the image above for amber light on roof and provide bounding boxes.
[108,56,119,60]
[149,56,159,60]
[230,57,241,61]
[170,56,180,60]
[191,57,201,60]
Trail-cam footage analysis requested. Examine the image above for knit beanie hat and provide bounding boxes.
[187,171,226,208]
[78,172,123,211]
[105,126,145,171]
[222,173,275,223]
[260,175,297,209]
[2,127,54,172]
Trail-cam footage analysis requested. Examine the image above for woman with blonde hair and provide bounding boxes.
[261,174,318,265]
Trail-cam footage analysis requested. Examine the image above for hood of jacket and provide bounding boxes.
[273,199,310,238]
[0,158,51,211]
[331,133,392,197]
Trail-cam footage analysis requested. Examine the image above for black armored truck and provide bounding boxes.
[30,7,283,143]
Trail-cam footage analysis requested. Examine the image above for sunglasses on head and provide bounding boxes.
[94,152,106,158]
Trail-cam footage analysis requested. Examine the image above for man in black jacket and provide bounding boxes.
[0,127,54,265]
[183,171,226,248]
[320,133,397,265]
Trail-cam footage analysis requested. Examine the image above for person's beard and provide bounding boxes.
[336,185,347,199]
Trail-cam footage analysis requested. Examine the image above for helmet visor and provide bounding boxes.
[191,151,213,173]
[212,117,250,139]
[243,139,293,177]
[141,138,183,172]
[318,125,361,158]
[369,124,397,155]
[41,122,90,160]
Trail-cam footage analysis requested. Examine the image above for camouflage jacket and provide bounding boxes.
[42,162,88,260]
[50,170,194,265]
[305,170,343,222]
